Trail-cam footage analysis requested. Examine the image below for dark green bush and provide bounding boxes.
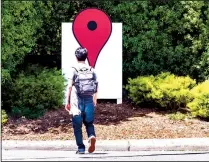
[1,1,43,110]
[126,72,196,110]
[101,1,209,83]
[10,66,66,119]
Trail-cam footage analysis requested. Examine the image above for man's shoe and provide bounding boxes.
[88,136,96,153]
[76,150,85,154]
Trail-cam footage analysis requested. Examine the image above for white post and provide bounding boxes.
[117,98,122,104]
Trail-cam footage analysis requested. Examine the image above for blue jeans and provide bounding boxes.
[72,95,96,152]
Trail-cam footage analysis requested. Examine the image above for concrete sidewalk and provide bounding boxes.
[2,138,209,151]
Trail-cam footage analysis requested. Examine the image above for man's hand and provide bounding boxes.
[93,91,98,107]
[65,103,71,112]
[65,86,72,112]
[93,98,97,106]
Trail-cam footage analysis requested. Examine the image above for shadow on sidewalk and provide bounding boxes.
[5,151,209,161]
[80,151,209,159]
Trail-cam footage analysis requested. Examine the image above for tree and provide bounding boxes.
[96,1,209,83]
[1,1,42,109]
[31,1,77,56]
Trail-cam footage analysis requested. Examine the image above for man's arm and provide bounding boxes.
[93,90,98,106]
[67,86,73,104]
[93,70,98,106]
[65,85,72,112]
[65,68,75,111]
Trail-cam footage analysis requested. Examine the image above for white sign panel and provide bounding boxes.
[61,23,122,104]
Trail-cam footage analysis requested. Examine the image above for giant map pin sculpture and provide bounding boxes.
[72,8,112,68]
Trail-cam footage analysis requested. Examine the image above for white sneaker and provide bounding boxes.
[88,136,96,153]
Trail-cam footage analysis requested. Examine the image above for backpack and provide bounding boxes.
[72,66,98,96]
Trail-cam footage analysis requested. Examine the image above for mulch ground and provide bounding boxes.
[2,102,209,140]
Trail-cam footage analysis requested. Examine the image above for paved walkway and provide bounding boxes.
[2,150,209,161]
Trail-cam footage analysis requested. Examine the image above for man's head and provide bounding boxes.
[75,47,88,62]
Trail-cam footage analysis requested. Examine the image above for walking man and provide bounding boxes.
[65,47,98,154]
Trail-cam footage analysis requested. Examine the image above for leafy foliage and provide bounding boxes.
[2,1,42,74]
[94,1,209,83]
[1,1,43,109]
[1,1,209,119]
[31,1,77,56]
[168,112,191,121]
[126,72,196,110]
[10,65,66,119]
[187,80,209,119]
[2,110,8,126]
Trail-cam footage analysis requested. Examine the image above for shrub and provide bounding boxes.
[10,66,66,119]
[168,112,192,121]
[126,72,196,110]
[2,109,8,126]
[187,80,209,119]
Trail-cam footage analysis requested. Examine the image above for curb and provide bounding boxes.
[2,138,209,151]
[129,138,209,151]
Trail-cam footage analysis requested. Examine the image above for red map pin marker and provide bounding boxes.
[72,8,112,68]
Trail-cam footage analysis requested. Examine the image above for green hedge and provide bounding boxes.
[10,66,66,119]
[187,80,209,119]
[125,72,196,110]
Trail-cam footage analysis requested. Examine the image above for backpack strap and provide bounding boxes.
[72,67,78,73]
[71,67,79,85]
